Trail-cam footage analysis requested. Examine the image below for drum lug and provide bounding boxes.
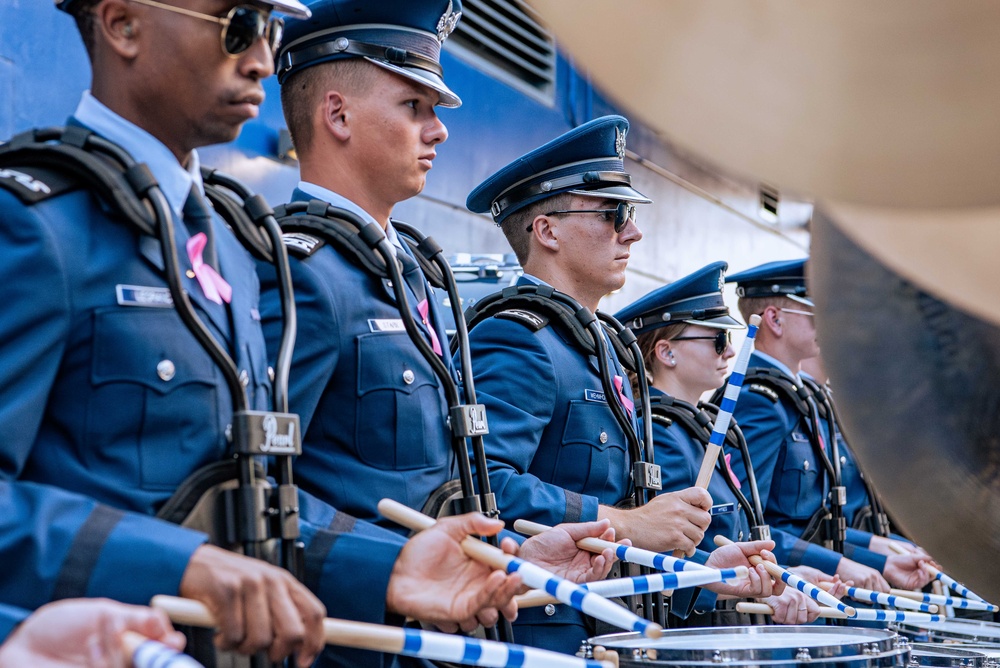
[577,641,593,659]
[893,635,910,651]
[713,649,726,663]
[796,647,813,662]
[864,643,880,656]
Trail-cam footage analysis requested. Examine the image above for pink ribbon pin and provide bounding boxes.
[724,453,743,489]
[186,232,232,305]
[613,375,634,418]
[417,299,443,356]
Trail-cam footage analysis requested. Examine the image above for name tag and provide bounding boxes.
[369,318,405,333]
[116,284,173,308]
[584,389,606,403]
[710,502,737,516]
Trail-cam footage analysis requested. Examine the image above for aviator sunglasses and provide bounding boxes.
[673,329,732,355]
[529,201,637,233]
[127,0,284,58]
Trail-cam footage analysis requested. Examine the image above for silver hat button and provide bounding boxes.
[403,369,415,385]
[156,360,176,382]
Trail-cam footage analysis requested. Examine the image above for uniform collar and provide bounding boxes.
[752,350,801,385]
[297,180,402,256]
[519,272,551,288]
[73,91,201,219]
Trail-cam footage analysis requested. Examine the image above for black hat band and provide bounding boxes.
[490,170,632,221]
[279,36,443,79]
[625,305,731,332]
[735,283,808,299]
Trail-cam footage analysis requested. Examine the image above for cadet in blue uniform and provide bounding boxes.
[616,262,825,626]
[259,0,461,532]
[0,2,536,665]
[465,118,779,653]
[726,259,933,592]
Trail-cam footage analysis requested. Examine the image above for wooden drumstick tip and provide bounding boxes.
[748,314,762,326]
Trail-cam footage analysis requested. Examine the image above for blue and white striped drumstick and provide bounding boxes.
[889,588,999,612]
[834,584,938,613]
[693,313,760,490]
[736,602,942,624]
[151,596,612,668]
[377,499,663,639]
[124,631,204,668]
[516,567,749,608]
[714,535,856,615]
[513,518,715,573]
[886,542,995,607]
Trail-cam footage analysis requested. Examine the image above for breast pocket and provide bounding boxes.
[355,332,447,471]
[554,400,629,503]
[778,433,823,518]
[90,308,222,490]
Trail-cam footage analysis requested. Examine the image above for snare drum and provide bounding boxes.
[585,625,909,666]
[895,620,1000,645]
[909,643,992,667]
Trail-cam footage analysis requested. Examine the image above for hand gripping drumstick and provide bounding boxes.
[513,518,715,573]
[735,602,942,624]
[151,596,614,668]
[515,567,748,608]
[122,631,203,668]
[693,314,761,490]
[377,499,663,640]
[713,535,856,615]
[817,582,938,613]
[888,588,999,612]
[886,541,995,605]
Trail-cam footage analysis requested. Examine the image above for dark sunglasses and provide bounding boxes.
[673,330,732,355]
[128,0,284,58]
[529,201,637,233]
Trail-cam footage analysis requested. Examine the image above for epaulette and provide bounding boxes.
[282,231,325,258]
[747,383,780,402]
[0,165,80,204]
[494,308,549,331]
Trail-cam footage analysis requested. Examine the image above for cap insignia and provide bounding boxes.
[615,126,626,160]
[718,273,726,292]
[437,1,462,42]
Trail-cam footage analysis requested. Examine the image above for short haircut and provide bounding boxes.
[499,192,573,265]
[280,59,379,153]
[68,0,101,56]
[737,295,796,323]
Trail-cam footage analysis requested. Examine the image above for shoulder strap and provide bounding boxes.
[393,220,447,290]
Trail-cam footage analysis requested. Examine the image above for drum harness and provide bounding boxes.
[463,285,667,626]
[800,376,892,538]
[711,367,848,555]
[272,200,515,647]
[0,127,304,668]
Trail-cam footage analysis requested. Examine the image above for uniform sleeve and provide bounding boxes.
[728,389,791,514]
[845,527,873,548]
[0,198,207,609]
[258,253,340,431]
[772,527,843,574]
[651,421,700,494]
[842,543,888,571]
[462,319,599,526]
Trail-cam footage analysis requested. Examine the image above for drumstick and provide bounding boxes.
[693,314,761,489]
[888,588,999,612]
[377,499,663,639]
[513,518,714,573]
[515,566,749,608]
[886,541,993,604]
[122,630,203,668]
[735,602,943,624]
[713,536,855,615]
[151,596,613,668]
[818,582,938,613]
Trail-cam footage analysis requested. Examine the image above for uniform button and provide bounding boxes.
[239,369,250,387]
[803,460,810,471]
[840,456,847,465]
[599,431,608,444]
[156,359,176,381]
[544,604,556,617]
[402,369,415,385]
[268,366,275,382]
[738,531,744,540]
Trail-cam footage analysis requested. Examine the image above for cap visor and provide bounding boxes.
[268,0,311,18]
[568,184,652,204]
[683,314,745,330]
[787,294,815,307]
[367,59,462,108]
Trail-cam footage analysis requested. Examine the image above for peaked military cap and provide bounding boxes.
[727,258,813,307]
[615,261,744,335]
[56,0,311,19]
[276,0,463,107]
[467,115,652,225]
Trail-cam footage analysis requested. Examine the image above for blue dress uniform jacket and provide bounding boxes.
[727,353,885,573]
[258,187,454,534]
[463,277,636,654]
[0,602,28,643]
[0,120,404,666]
